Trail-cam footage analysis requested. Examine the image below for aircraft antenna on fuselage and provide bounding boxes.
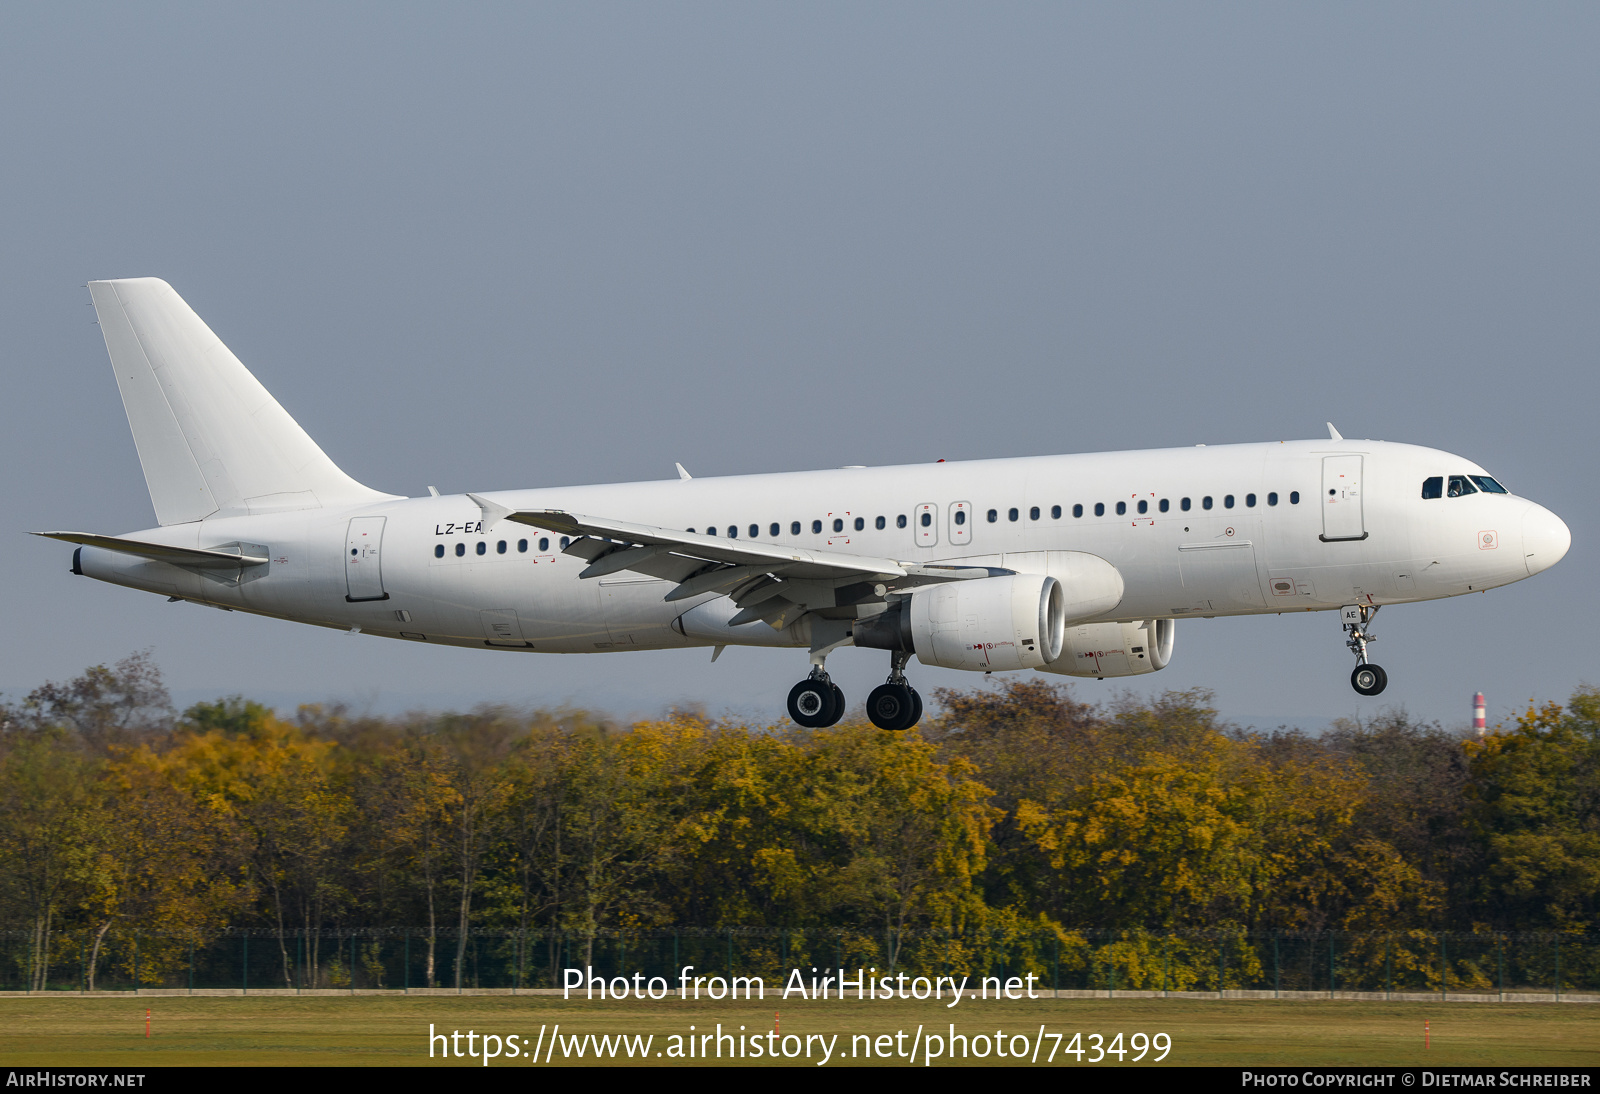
[1326,422,1344,441]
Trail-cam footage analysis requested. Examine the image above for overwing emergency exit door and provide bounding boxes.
[1321,456,1366,541]
[344,516,389,601]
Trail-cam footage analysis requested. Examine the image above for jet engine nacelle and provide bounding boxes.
[856,573,1066,671]
[1037,618,1176,678]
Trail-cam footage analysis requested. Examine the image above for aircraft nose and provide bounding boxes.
[1521,503,1571,576]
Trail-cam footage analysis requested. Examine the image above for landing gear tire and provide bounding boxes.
[867,683,918,731]
[1351,664,1388,696]
[823,683,846,728]
[788,679,832,727]
[788,678,845,728]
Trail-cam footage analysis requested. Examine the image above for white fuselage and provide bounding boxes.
[74,438,1569,666]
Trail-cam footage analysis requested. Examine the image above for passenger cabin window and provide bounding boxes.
[1137,500,1148,514]
[1159,499,1169,513]
[1447,476,1478,497]
[954,510,966,526]
[1008,508,1019,522]
[1073,504,1083,518]
[497,540,507,554]
[560,536,570,549]
[1051,505,1062,519]
[770,523,780,537]
[813,520,823,534]
[539,537,550,552]
[1290,491,1300,504]
[729,526,739,538]
[1181,497,1191,511]
[791,521,802,535]
[1422,477,1444,500]
[1246,493,1256,507]
[1203,496,1213,510]
[455,543,466,557]
[987,509,998,522]
[919,513,930,528]
[1030,506,1040,520]
[897,515,907,528]
[1094,502,1105,516]
[747,524,757,538]
[1470,475,1508,494]
[518,539,528,553]
[476,541,487,555]
[875,515,886,530]
[832,519,844,533]
[434,544,444,558]
[1115,501,1126,515]
[1224,495,1235,509]
[1267,493,1278,506]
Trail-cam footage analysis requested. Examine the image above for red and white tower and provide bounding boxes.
[1474,692,1487,736]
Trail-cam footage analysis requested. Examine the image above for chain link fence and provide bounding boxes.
[2,928,1593,997]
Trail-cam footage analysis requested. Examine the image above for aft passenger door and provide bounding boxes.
[1321,456,1366,541]
[344,516,388,602]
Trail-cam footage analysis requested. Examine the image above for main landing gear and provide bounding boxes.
[1342,604,1388,697]
[786,651,924,731]
[787,666,845,729]
[866,650,922,732]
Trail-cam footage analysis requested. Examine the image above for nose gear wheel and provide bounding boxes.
[1351,664,1388,696]
[1342,604,1388,696]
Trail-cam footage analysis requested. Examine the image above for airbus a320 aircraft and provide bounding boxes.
[40,279,1571,730]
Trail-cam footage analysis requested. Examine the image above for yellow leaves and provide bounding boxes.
[1011,726,1365,928]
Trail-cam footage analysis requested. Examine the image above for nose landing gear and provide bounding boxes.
[865,651,923,731]
[1343,604,1388,696]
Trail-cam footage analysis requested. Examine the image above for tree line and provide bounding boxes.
[0,652,1595,990]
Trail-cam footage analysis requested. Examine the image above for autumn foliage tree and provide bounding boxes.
[3,654,1599,987]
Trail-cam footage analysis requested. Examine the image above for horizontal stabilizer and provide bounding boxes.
[34,531,269,568]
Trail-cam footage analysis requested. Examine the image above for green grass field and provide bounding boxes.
[0,996,1595,1067]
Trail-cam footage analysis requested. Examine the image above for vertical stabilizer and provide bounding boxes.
[88,278,399,525]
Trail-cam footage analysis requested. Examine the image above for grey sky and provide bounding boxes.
[4,3,1595,730]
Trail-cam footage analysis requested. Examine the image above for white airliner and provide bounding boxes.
[40,279,1571,730]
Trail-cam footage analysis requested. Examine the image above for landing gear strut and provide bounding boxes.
[866,651,922,731]
[1342,604,1388,696]
[787,663,845,728]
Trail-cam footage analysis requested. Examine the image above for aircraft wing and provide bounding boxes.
[516,509,908,581]
[34,531,269,567]
[481,505,1006,628]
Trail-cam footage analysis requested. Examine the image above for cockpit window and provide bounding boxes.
[1421,476,1443,499]
[1469,475,1508,494]
[1447,475,1478,497]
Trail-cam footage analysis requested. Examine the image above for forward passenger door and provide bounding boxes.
[1321,456,1366,541]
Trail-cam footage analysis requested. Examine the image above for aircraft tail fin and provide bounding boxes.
[88,278,399,525]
